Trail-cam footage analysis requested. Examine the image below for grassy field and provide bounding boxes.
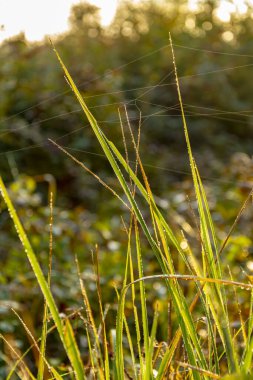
[1,39,253,380]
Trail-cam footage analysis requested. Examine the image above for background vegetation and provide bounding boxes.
[1,0,253,378]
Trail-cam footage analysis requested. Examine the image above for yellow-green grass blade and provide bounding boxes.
[53,47,207,377]
[195,166,231,325]
[122,223,138,379]
[93,248,110,380]
[114,237,138,380]
[123,316,137,379]
[50,368,64,380]
[115,288,126,379]
[38,191,54,380]
[107,139,190,268]
[169,34,221,285]
[170,40,216,273]
[85,324,97,378]
[119,276,207,380]
[110,140,206,375]
[129,231,144,377]
[37,304,48,380]
[134,221,150,380]
[114,293,124,379]
[0,178,85,380]
[190,166,236,374]
[63,319,85,380]
[53,48,169,268]
[115,226,144,379]
[144,194,208,375]
[148,306,159,377]
[241,290,253,372]
[169,35,238,373]
[115,228,130,379]
[156,330,180,380]
[76,257,105,376]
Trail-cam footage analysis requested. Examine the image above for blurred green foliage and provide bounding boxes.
[1,0,253,376]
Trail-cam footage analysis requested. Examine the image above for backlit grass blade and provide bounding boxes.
[118,275,207,379]
[122,221,138,379]
[169,35,239,373]
[93,248,110,380]
[156,331,180,380]
[50,368,64,380]
[241,290,253,373]
[0,177,85,380]
[148,306,159,377]
[37,306,48,380]
[134,220,150,379]
[52,47,167,269]
[106,139,189,265]
[115,223,131,379]
[115,284,126,379]
[75,256,105,377]
[85,324,96,378]
[38,192,54,380]
[128,222,144,378]
[63,319,85,380]
[114,229,137,380]
[53,47,208,378]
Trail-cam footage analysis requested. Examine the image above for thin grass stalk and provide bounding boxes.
[75,255,105,377]
[1,334,37,380]
[114,224,130,379]
[242,290,253,372]
[85,325,96,378]
[148,306,159,376]
[134,220,150,379]
[129,226,144,378]
[123,221,138,379]
[38,191,54,380]
[93,247,110,380]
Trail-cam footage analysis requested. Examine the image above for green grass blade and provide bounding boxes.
[53,46,208,378]
[37,304,48,380]
[148,306,159,377]
[169,35,239,373]
[0,177,85,380]
[114,247,138,379]
[156,331,180,380]
[107,139,189,266]
[85,324,97,378]
[135,220,150,379]
[241,290,253,372]
[63,319,85,380]
[129,230,144,377]
[50,367,64,380]
[115,289,126,379]
[115,226,131,379]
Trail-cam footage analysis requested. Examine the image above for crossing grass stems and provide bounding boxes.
[0,38,253,379]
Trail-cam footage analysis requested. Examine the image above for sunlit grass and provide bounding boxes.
[1,39,253,379]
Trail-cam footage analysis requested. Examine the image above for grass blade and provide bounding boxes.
[0,177,85,380]
[52,46,209,379]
